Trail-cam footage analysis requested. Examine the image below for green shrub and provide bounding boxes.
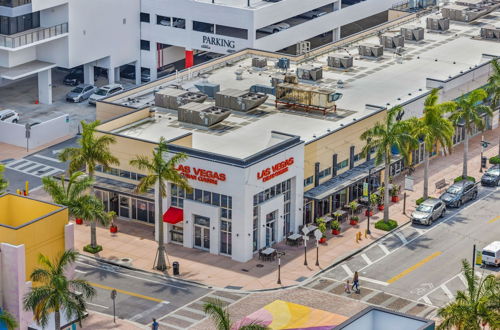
[416,197,427,205]
[374,219,398,231]
[454,176,475,183]
[83,244,103,254]
[490,156,500,165]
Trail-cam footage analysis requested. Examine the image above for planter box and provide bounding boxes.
[319,237,327,244]
[110,226,118,233]
[365,210,373,216]
[378,204,385,211]
[75,218,83,225]
[391,196,400,203]
[350,220,358,226]
[332,229,340,235]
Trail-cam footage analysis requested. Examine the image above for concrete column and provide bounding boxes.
[135,60,141,85]
[333,27,341,42]
[108,65,115,85]
[37,69,52,105]
[114,67,120,83]
[83,63,94,85]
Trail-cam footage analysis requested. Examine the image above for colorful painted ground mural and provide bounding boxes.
[233,300,347,330]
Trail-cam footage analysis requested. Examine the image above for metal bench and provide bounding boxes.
[435,178,448,191]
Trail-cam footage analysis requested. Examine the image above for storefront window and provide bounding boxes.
[220,220,232,255]
[170,225,183,243]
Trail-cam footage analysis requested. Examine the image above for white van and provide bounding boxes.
[482,241,500,267]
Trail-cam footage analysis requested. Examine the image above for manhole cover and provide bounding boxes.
[256,264,264,268]
[241,269,249,272]
[121,258,131,263]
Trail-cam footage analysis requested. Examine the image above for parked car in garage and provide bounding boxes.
[0,109,19,123]
[481,165,500,187]
[66,84,97,103]
[88,84,124,105]
[411,198,446,225]
[63,66,107,86]
[299,9,327,19]
[257,22,290,34]
[439,180,478,208]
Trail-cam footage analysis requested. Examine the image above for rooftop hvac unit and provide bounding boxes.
[426,16,450,31]
[327,55,354,69]
[277,57,290,70]
[177,102,231,127]
[252,57,267,68]
[215,89,268,112]
[380,34,405,49]
[194,81,220,98]
[358,44,384,58]
[296,65,323,81]
[154,88,207,110]
[480,25,500,40]
[400,26,425,41]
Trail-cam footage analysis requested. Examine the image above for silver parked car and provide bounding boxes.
[411,198,446,225]
[257,22,290,34]
[66,84,97,103]
[88,84,124,105]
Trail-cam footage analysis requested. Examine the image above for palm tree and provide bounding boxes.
[0,164,8,193]
[0,308,18,330]
[42,172,113,251]
[23,250,96,330]
[485,59,500,111]
[361,106,417,222]
[408,89,456,199]
[450,89,493,179]
[59,120,119,250]
[437,259,500,330]
[130,137,190,271]
[203,299,268,330]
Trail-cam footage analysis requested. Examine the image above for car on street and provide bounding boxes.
[481,165,500,187]
[299,9,328,19]
[0,109,19,123]
[88,84,124,105]
[439,180,478,208]
[411,198,446,225]
[482,241,500,267]
[66,84,97,103]
[257,22,290,34]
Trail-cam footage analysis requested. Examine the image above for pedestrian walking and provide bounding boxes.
[345,280,351,294]
[152,318,159,330]
[352,271,360,293]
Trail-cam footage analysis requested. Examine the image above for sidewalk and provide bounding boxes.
[79,311,143,329]
[0,135,73,161]
[37,128,499,291]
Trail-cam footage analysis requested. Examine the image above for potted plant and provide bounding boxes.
[377,186,385,211]
[391,184,401,203]
[316,217,327,244]
[365,194,377,216]
[331,220,341,235]
[75,218,83,225]
[348,201,359,221]
[350,216,359,226]
[109,212,118,233]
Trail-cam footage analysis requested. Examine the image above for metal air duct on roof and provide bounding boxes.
[327,55,354,69]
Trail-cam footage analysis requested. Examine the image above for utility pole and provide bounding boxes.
[111,289,117,323]
[472,244,476,273]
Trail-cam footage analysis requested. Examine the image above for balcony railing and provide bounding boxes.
[0,23,68,48]
[0,0,31,7]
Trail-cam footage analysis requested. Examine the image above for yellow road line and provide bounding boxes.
[487,215,500,224]
[90,282,164,303]
[387,251,442,284]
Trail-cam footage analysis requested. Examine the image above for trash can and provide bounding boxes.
[173,261,180,275]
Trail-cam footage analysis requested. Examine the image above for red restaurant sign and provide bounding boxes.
[257,157,294,182]
[176,165,226,185]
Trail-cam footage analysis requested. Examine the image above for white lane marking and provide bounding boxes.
[341,264,354,277]
[361,253,372,265]
[458,274,468,287]
[379,244,390,255]
[359,276,388,286]
[159,322,184,330]
[75,269,88,274]
[75,261,189,291]
[169,313,199,323]
[87,302,109,309]
[129,301,170,322]
[395,232,408,244]
[206,294,235,304]
[43,168,64,176]
[440,284,454,300]
[414,228,425,235]
[32,154,62,163]
[421,296,432,305]
[17,162,39,172]
[183,307,206,316]
[5,159,27,167]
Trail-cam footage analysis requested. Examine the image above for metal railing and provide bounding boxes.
[0,0,31,7]
[0,22,68,48]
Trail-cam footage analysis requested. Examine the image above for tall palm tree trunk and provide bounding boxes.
[423,143,429,200]
[463,130,469,178]
[156,181,167,271]
[89,172,98,248]
[383,158,390,222]
[54,309,60,330]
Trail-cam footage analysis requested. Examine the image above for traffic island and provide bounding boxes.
[83,244,103,254]
[374,219,398,231]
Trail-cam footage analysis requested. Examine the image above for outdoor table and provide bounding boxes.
[287,233,303,246]
[261,248,276,261]
[307,225,318,238]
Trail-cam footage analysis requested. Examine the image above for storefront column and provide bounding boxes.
[37,69,52,105]
[134,60,141,85]
[83,63,94,85]
[185,48,194,68]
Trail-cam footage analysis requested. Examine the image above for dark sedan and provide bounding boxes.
[481,165,500,187]
[440,180,478,208]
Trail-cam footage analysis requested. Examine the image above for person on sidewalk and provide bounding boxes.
[345,280,351,294]
[352,271,360,293]
[152,318,159,330]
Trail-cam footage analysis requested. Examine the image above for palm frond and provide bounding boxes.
[0,309,18,330]
[203,299,232,330]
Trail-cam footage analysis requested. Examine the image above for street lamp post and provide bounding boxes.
[314,229,322,267]
[277,251,285,284]
[301,226,310,266]
[366,167,373,235]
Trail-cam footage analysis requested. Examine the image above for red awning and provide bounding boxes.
[163,207,183,224]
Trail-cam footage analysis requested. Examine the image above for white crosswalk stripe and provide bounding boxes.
[5,159,63,178]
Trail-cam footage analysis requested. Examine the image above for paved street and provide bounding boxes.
[306,185,500,317]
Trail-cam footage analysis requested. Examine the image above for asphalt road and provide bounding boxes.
[76,257,246,328]
[316,185,500,310]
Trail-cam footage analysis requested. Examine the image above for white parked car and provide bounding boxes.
[299,9,327,19]
[88,84,124,105]
[482,241,500,267]
[0,109,19,123]
[257,22,290,34]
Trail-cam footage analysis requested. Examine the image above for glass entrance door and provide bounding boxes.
[265,211,276,247]
[194,215,210,250]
